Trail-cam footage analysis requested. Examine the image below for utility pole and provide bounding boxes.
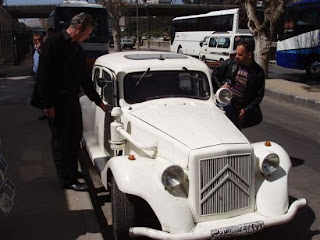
[136,0,139,50]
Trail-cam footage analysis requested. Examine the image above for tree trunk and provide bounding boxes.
[254,32,272,78]
[113,20,122,52]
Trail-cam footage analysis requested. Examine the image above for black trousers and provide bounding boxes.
[48,96,83,186]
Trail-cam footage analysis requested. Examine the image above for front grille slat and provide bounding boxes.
[200,155,251,216]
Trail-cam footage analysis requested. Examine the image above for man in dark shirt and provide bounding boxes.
[212,40,265,129]
[37,12,108,191]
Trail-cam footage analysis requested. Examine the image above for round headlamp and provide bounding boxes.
[215,88,232,105]
[161,165,184,189]
[260,153,280,176]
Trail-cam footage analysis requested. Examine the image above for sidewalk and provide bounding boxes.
[265,78,320,112]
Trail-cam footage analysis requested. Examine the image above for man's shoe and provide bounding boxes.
[76,171,88,179]
[64,182,89,191]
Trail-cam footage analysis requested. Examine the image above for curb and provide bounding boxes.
[265,88,320,112]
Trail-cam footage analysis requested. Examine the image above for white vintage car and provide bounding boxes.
[80,51,307,240]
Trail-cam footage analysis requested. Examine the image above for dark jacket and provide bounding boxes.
[212,58,265,128]
[37,30,102,109]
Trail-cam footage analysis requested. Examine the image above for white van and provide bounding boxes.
[199,31,253,63]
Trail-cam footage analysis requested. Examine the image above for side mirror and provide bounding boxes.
[97,77,112,88]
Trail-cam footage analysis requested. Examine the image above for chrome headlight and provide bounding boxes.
[161,165,185,189]
[215,87,232,105]
[260,153,280,176]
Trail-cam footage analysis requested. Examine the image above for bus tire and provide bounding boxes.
[111,176,135,240]
[306,56,320,81]
[177,46,183,54]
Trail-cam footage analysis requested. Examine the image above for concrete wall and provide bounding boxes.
[0,6,14,64]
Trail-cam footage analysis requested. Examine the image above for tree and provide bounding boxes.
[99,0,130,52]
[237,0,290,76]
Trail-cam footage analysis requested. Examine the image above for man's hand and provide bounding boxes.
[44,107,55,119]
[221,84,231,89]
[238,109,246,122]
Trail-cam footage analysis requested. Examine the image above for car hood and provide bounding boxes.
[129,99,248,149]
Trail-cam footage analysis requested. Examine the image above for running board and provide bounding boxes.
[94,157,110,175]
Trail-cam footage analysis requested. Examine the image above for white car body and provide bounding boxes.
[199,31,253,63]
[80,51,306,240]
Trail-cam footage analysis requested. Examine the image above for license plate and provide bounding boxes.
[211,221,264,239]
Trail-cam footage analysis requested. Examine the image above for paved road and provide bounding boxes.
[241,97,320,240]
[0,75,104,240]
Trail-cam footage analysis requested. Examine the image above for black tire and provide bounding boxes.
[177,46,183,54]
[201,56,206,62]
[111,176,136,240]
[306,56,320,81]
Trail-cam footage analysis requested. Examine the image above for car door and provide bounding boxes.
[81,67,100,139]
[207,37,218,60]
[101,68,116,157]
[216,37,231,61]
[93,68,115,158]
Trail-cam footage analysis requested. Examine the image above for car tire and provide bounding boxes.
[177,46,183,54]
[111,176,135,240]
[306,56,320,81]
[201,56,206,62]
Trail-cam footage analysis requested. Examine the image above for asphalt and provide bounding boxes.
[0,55,105,240]
[0,50,319,240]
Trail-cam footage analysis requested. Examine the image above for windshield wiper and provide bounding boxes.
[136,67,151,86]
[182,67,205,82]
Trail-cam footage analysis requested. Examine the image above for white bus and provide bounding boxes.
[276,0,320,80]
[170,8,248,57]
[47,1,109,70]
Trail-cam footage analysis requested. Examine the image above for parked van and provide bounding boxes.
[199,31,253,63]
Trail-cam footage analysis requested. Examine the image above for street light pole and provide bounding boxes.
[136,0,139,50]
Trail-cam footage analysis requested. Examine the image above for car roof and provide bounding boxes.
[206,30,252,37]
[94,51,211,74]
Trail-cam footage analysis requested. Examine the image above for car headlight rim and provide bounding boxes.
[161,165,185,189]
[216,87,232,105]
[261,153,280,176]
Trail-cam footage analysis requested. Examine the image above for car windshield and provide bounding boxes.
[124,71,210,104]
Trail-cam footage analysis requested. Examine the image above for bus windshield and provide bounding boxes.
[54,7,108,43]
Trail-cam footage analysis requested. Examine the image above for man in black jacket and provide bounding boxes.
[37,13,108,191]
[212,40,265,129]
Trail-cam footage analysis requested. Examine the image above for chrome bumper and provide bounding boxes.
[129,198,307,240]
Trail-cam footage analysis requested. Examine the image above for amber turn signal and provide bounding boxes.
[128,155,136,160]
[265,141,272,147]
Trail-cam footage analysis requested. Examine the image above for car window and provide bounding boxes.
[217,37,230,48]
[102,70,114,107]
[209,37,217,47]
[124,71,210,104]
[93,68,100,95]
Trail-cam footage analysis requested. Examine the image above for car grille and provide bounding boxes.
[199,154,252,216]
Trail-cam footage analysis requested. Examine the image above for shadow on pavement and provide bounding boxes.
[0,76,102,240]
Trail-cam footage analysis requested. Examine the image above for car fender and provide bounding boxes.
[100,155,194,234]
[253,141,291,217]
